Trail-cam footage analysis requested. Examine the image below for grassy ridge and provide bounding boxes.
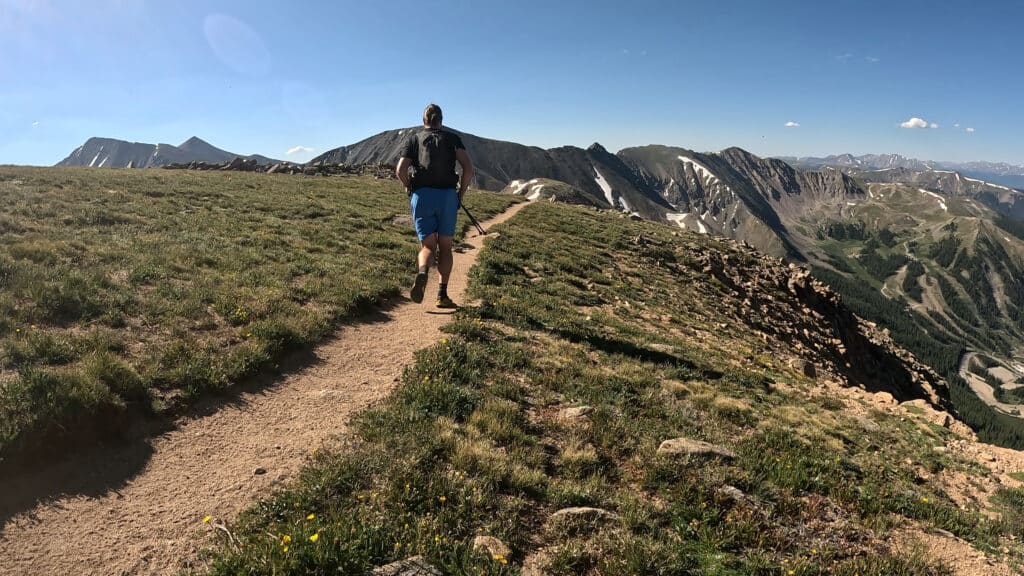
[0,167,517,460]
[201,202,1024,575]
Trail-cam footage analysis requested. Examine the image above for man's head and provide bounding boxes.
[423,103,443,128]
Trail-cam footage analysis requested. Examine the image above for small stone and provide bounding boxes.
[855,416,881,432]
[253,467,267,476]
[472,535,511,559]
[559,406,594,419]
[548,507,618,526]
[372,556,442,576]
[657,437,737,461]
[716,485,745,501]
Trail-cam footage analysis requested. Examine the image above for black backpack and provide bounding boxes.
[409,129,459,190]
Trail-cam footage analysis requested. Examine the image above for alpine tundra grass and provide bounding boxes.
[200,202,1024,575]
[0,167,517,461]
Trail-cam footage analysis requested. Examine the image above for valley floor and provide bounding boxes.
[0,203,529,576]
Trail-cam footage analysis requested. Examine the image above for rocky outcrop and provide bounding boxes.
[678,239,950,409]
[162,160,397,179]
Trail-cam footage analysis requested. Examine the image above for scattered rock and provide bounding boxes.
[715,485,746,501]
[657,437,737,461]
[548,507,619,529]
[253,467,267,476]
[372,556,443,576]
[164,160,397,179]
[873,391,896,405]
[802,361,817,378]
[559,406,594,419]
[855,416,881,432]
[928,528,957,539]
[472,535,511,559]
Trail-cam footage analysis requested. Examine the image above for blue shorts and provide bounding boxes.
[410,187,458,240]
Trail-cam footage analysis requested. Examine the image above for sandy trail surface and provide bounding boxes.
[0,202,527,576]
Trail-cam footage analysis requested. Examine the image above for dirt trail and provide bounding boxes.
[0,202,528,576]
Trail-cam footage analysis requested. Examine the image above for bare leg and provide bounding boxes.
[418,233,438,271]
[436,235,453,283]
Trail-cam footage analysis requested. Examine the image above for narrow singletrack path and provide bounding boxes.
[0,201,529,576]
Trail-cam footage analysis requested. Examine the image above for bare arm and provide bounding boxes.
[396,157,413,191]
[456,148,474,198]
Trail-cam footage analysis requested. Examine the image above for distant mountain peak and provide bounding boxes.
[587,143,609,154]
[56,136,279,168]
[180,136,210,147]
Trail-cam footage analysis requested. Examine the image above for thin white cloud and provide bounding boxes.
[865,56,880,63]
[784,121,800,128]
[834,52,854,62]
[32,121,39,127]
[966,127,976,133]
[286,145,315,156]
[929,123,939,129]
[900,117,932,129]
[954,123,961,128]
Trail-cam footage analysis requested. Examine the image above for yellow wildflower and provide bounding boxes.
[309,533,319,543]
[307,513,315,520]
[922,497,929,503]
[282,546,289,553]
[202,515,211,523]
[282,535,292,544]
[395,542,402,549]
[438,495,447,503]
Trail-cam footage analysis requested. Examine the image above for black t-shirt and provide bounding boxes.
[399,128,466,190]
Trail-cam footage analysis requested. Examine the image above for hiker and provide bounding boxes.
[395,103,475,308]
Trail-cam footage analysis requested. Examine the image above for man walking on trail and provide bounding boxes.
[396,103,475,308]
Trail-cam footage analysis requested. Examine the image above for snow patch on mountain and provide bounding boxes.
[509,178,540,196]
[678,155,722,188]
[919,188,947,211]
[594,167,615,206]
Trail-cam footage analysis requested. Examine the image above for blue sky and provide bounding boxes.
[2,0,1023,166]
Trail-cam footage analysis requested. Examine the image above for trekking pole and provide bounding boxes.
[460,199,486,235]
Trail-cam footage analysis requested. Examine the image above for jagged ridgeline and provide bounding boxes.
[204,201,1024,575]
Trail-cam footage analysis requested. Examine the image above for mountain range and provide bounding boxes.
[55,136,279,169]
[307,129,1024,440]
[781,153,1024,190]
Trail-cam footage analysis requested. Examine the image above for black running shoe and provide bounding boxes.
[410,272,428,303]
